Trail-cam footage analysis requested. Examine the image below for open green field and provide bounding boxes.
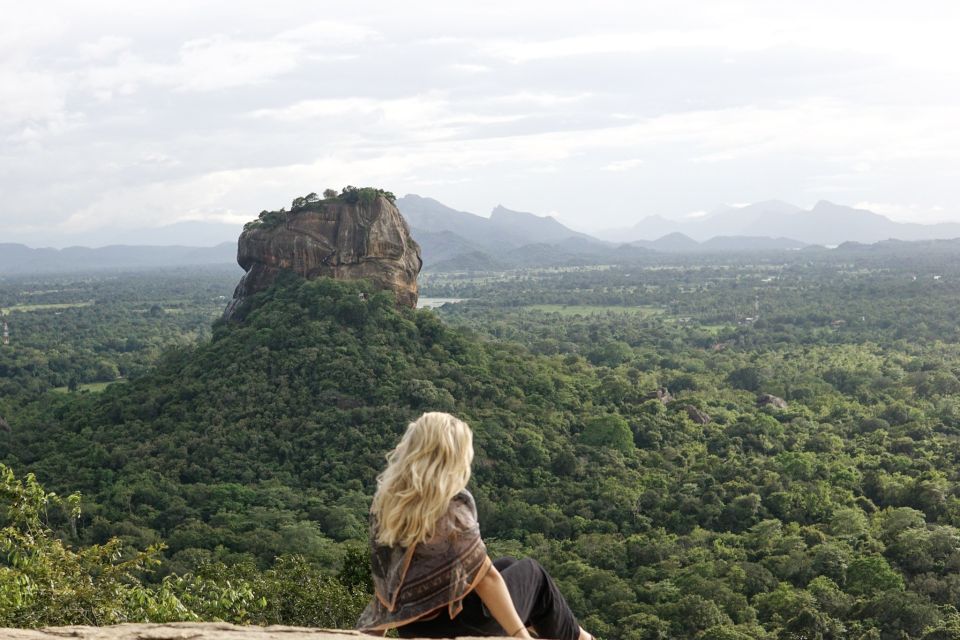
[523,304,662,316]
[51,380,126,394]
[1,301,94,314]
[693,323,734,334]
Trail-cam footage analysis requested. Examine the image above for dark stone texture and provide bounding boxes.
[683,405,711,424]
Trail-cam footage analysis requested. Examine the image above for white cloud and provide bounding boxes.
[602,158,643,172]
[448,63,491,74]
[488,91,593,106]
[276,20,379,46]
[5,0,960,237]
[528,165,560,174]
[401,176,474,187]
[479,5,960,72]
[690,152,738,164]
[483,26,798,63]
[78,36,133,60]
[8,112,84,144]
[416,36,472,46]
[248,94,528,135]
[173,35,303,91]
[248,96,432,122]
[0,8,67,56]
[0,68,69,126]
[137,152,181,167]
[38,96,960,233]
[68,19,379,98]
[57,126,601,232]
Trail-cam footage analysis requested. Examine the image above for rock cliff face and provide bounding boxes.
[224,195,422,319]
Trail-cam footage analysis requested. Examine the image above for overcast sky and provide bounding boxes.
[3,0,960,246]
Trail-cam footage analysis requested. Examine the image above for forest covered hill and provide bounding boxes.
[4,249,960,637]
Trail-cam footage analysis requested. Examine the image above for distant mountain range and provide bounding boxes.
[6,220,245,251]
[597,200,960,245]
[396,196,960,269]
[0,242,238,274]
[396,196,810,269]
[3,196,959,274]
[396,194,595,252]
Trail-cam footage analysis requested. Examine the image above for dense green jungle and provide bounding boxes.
[4,246,960,639]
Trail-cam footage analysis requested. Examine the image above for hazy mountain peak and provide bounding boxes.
[489,204,588,242]
[809,200,887,220]
[397,194,482,217]
[398,196,590,264]
[399,193,470,212]
[626,231,699,253]
[657,231,697,242]
[490,204,552,221]
[634,214,674,225]
[811,199,850,211]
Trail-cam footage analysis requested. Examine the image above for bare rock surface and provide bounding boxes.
[0,622,497,640]
[757,393,788,409]
[683,404,711,424]
[644,387,673,405]
[224,195,422,319]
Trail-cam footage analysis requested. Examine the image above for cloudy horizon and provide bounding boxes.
[3,0,960,247]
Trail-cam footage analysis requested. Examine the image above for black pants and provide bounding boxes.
[397,557,580,640]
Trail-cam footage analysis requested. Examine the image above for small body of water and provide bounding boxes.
[417,297,466,309]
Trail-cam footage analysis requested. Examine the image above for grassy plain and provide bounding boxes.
[51,380,126,394]
[1,301,94,314]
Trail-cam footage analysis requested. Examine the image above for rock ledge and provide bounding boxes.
[0,622,498,639]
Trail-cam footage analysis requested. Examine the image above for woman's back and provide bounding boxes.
[356,412,587,640]
[358,490,491,632]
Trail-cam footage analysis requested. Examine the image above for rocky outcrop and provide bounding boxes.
[645,387,673,405]
[0,623,499,639]
[224,195,422,319]
[757,394,788,409]
[683,405,711,424]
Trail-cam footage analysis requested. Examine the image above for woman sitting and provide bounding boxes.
[357,412,592,640]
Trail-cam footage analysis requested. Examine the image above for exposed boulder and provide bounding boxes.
[645,387,674,405]
[224,192,422,320]
[0,415,9,432]
[757,393,788,409]
[683,405,711,424]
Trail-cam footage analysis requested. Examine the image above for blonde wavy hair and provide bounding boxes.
[371,412,474,547]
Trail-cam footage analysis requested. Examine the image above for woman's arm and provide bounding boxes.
[474,565,533,639]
